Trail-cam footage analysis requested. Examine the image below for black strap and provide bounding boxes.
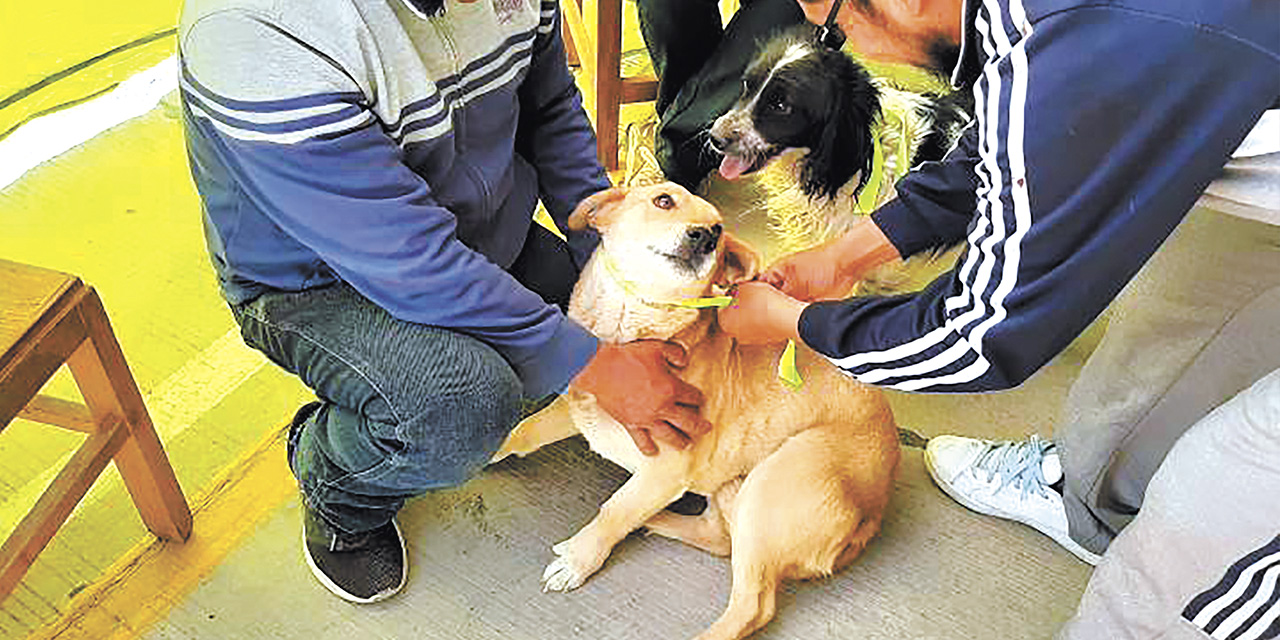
[817,0,847,50]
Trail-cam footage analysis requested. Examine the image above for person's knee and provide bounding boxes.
[394,334,523,487]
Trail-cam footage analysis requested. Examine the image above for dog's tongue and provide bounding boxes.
[718,155,751,181]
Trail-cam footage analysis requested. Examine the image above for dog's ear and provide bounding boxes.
[568,187,628,231]
[715,232,763,289]
[802,52,881,200]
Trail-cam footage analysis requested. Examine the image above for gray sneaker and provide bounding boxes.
[302,507,407,603]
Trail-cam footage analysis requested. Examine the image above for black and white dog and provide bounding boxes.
[710,25,971,261]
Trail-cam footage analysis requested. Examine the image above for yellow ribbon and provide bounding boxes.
[601,254,733,309]
[599,254,801,388]
[777,339,803,390]
[854,135,885,214]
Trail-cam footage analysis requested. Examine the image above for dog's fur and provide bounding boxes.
[711,25,971,264]
[495,183,900,640]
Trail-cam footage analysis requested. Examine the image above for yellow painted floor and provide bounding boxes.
[0,58,312,640]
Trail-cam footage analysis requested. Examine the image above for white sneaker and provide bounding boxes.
[925,435,1101,565]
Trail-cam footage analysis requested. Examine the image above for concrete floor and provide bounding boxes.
[140,351,1096,640]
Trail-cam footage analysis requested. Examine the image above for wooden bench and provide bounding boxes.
[0,258,191,603]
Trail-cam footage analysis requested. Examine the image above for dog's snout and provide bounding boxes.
[709,113,743,152]
[686,224,723,255]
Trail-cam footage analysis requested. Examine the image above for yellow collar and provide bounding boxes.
[599,253,802,389]
[600,253,733,310]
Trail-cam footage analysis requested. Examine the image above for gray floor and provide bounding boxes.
[142,349,1095,640]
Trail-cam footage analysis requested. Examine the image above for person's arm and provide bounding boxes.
[755,120,980,304]
[871,123,981,258]
[795,5,1278,392]
[181,12,594,399]
[515,0,611,268]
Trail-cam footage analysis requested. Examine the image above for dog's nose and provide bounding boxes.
[686,224,723,255]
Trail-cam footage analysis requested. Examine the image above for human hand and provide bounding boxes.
[718,281,806,345]
[761,217,900,302]
[572,340,711,455]
[761,243,861,302]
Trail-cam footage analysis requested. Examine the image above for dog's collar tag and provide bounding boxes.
[601,254,733,309]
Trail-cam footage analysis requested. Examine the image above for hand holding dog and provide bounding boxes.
[719,281,806,345]
[573,340,711,456]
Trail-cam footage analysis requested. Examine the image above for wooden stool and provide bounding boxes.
[0,259,191,603]
[561,0,658,171]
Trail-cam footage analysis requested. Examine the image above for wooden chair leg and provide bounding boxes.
[594,0,623,171]
[66,290,192,542]
[0,418,129,602]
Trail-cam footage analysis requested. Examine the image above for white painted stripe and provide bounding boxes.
[145,329,270,441]
[0,56,177,191]
[0,329,268,533]
[1193,551,1280,629]
[1211,562,1280,639]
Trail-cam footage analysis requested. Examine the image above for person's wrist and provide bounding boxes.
[779,296,806,343]
[832,218,900,277]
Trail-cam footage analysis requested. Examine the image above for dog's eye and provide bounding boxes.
[652,193,675,210]
[766,95,792,115]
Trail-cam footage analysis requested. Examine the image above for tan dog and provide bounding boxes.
[495,183,900,640]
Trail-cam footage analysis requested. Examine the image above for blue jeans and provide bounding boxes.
[231,225,577,534]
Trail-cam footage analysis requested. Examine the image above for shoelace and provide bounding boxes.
[970,435,1054,502]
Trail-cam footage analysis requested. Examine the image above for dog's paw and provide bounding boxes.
[541,539,606,592]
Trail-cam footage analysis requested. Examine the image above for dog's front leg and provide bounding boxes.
[542,466,688,592]
[492,395,578,463]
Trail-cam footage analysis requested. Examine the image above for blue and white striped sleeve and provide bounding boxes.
[798,0,1279,392]
[180,12,597,398]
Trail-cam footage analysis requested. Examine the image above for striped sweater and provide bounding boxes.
[799,0,1280,392]
[179,0,610,397]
